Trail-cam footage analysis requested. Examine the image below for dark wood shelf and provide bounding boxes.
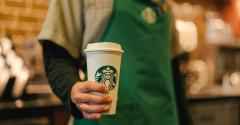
[217,43,240,50]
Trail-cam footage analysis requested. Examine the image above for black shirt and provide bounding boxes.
[40,40,84,118]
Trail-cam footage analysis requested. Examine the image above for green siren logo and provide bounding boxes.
[95,65,118,90]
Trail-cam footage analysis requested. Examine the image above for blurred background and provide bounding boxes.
[0,0,240,125]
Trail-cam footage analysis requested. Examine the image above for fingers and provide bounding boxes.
[78,81,109,94]
[73,93,112,104]
[77,103,111,113]
[82,111,101,120]
[71,81,112,120]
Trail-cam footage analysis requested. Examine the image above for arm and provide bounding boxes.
[39,0,112,120]
[40,40,83,118]
[40,40,112,120]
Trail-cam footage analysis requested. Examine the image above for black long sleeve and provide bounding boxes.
[39,40,85,119]
[172,53,192,125]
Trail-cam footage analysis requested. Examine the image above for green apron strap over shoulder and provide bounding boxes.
[74,0,179,124]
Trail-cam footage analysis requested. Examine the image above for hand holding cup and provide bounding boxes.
[71,81,112,120]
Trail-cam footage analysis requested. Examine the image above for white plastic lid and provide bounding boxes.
[84,42,124,53]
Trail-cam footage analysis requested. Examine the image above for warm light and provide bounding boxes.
[5,51,24,76]
[0,56,4,70]
[0,37,12,55]
[205,13,227,43]
[230,72,240,86]
[12,67,30,98]
[213,19,225,30]
[237,0,240,18]
[15,99,23,108]
[176,20,198,52]
[6,50,16,65]
[10,57,24,76]
[0,68,10,97]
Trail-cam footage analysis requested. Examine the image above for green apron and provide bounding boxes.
[74,0,179,124]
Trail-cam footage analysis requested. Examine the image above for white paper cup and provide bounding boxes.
[84,42,123,115]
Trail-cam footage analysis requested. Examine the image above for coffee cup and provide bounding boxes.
[84,42,123,115]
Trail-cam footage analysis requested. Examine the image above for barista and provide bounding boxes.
[39,0,180,125]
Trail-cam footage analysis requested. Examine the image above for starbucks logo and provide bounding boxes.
[95,65,118,90]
